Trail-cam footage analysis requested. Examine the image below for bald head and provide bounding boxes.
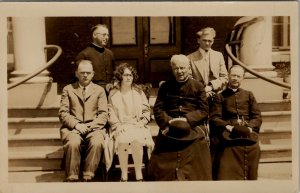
[75,60,95,87]
[228,65,245,89]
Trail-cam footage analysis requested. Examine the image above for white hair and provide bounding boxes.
[170,54,190,67]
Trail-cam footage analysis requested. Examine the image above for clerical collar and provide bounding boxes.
[176,77,189,83]
[228,87,238,92]
[91,43,105,53]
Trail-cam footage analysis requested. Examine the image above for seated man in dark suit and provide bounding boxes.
[59,60,108,182]
[210,65,262,180]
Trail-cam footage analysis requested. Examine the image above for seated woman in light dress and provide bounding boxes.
[107,63,154,182]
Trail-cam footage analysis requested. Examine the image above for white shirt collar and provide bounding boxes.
[199,47,211,55]
[79,83,91,92]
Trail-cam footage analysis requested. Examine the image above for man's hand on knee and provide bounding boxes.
[75,123,89,135]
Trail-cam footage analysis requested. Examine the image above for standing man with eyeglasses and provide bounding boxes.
[76,24,116,88]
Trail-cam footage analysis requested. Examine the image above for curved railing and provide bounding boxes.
[8,45,62,90]
[225,17,291,90]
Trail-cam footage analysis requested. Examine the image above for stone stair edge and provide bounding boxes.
[7,98,291,110]
[8,117,60,123]
[260,144,292,151]
[8,133,60,141]
[8,110,291,123]
[8,143,291,160]
[8,124,291,134]
[9,149,63,160]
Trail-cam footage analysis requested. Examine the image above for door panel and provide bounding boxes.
[109,17,181,87]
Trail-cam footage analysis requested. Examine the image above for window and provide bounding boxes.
[150,17,175,44]
[272,16,290,50]
[111,17,136,45]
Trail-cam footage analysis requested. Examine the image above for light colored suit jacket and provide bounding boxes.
[59,82,108,130]
[188,49,228,93]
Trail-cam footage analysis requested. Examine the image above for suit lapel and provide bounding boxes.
[71,82,97,102]
[85,82,97,100]
[209,50,218,77]
[71,82,85,102]
[192,51,205,82]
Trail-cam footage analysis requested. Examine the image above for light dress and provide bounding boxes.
[108,88,154,151]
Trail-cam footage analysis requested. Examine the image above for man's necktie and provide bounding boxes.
[82,87,86,123]
[82,87,86,100]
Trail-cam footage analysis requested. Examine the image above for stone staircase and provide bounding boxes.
[8,95,292,182]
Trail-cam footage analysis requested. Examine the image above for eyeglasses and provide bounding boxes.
[122,74,133,77]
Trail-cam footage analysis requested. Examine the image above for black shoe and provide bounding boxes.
[120,178,128,182]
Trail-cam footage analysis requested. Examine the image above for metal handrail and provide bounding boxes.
[8,45,62,90]
[225,44,291,89]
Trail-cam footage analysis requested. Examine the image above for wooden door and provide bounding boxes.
[107,17,181,87]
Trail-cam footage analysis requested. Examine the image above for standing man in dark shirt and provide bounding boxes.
[210,65,262,180]
[76,24,115,88]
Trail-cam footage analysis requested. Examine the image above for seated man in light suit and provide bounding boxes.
[187,27,228,97]
[59,60,108,182]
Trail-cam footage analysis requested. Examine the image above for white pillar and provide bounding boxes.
[10,17,50,83]
[235,16,283,102]
[239,16,275,73]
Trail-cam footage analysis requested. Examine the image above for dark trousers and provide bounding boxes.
[60,128,105,180]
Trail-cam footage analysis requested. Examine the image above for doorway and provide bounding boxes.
[106,17,181,87]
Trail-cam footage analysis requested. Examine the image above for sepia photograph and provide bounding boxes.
[0,2,298,193]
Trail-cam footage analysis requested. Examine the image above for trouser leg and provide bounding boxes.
[83,129,105,179]
[61,128,82,180]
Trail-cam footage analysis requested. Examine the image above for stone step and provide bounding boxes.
[8,110,291,130]
[261,111,291,123]
[7,97,290,117]
[8,143,291,172]
[258,100,291,112]
[8,117,292,146]
[8,107,59,118]
[259,144,292,162]
[9,146,64,171]
[8,117,61,129]
[8,161,292,182]
[258,162,292,180]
